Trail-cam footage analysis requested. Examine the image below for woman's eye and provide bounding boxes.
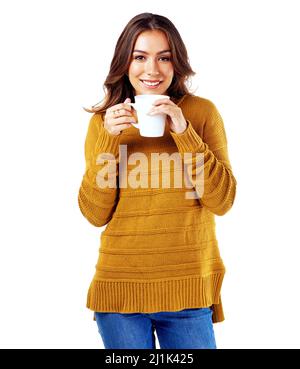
[134,56,171,61]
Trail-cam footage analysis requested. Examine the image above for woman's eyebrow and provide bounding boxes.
[133,49,171,54]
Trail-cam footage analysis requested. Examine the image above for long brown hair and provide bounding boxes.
[83,13,196,116]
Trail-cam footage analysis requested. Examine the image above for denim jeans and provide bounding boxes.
[94,307,217,349]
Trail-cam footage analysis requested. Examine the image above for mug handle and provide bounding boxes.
[128,103,139,129]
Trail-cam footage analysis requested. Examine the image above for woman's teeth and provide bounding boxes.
[141,80,161,88]
[143,81,159,86]
[141,80,161,87]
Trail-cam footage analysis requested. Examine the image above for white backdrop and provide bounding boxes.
[0,0,299,349]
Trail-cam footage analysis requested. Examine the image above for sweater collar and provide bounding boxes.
[173,94,189,107]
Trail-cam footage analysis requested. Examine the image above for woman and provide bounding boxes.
[78,12,237,349]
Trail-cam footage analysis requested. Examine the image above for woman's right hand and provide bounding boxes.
[103,98,136,136]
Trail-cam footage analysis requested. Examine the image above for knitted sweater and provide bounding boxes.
[78,94,237,323]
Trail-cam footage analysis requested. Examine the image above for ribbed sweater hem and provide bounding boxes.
[87,272,225,324]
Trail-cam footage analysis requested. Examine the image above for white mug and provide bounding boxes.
[129,94,170,137]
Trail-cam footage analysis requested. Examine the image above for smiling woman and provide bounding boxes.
[83,13,195,114]
[128,30,174,95]
[78,12,237,350]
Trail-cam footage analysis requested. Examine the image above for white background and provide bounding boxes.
[0,0,299,349]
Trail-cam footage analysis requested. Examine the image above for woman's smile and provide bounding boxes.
[140,79,163,89]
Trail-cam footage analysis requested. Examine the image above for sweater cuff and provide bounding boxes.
[94,125,121,158]
[169,120,206,153]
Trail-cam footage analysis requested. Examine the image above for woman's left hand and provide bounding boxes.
[147,98,187,134]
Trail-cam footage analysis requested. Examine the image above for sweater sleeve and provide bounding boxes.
[169,102,237,216]
[78,113,121,227]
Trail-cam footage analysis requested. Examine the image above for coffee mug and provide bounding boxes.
[128,94,170,137]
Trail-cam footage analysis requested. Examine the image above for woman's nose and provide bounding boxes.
[145,59,160,75]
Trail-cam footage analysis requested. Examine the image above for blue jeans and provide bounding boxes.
[94,307,217,349]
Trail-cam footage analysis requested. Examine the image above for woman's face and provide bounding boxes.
[128,30,174,95]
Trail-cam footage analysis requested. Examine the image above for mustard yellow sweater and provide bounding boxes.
[78,94,237,323]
